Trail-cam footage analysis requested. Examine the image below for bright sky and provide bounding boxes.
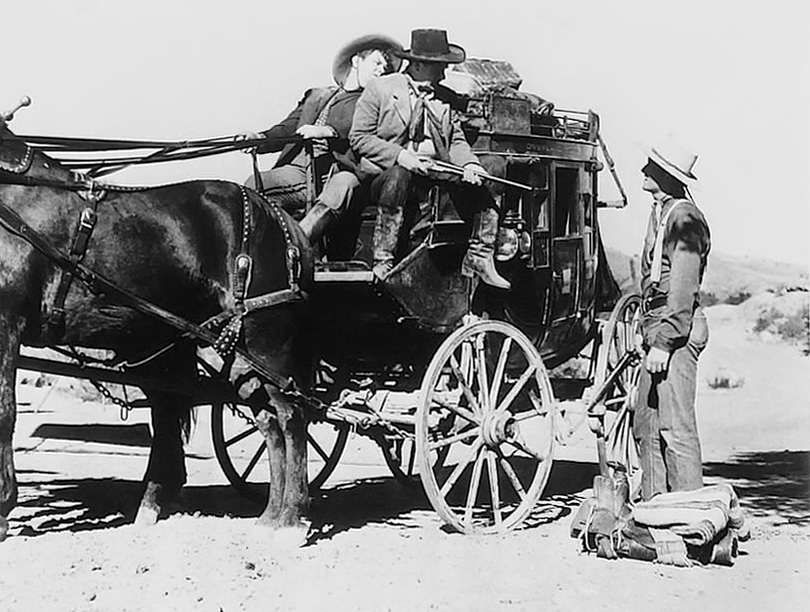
[4,0,809,266]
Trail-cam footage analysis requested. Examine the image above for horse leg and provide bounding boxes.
[255,400,286,527]
[134,389,192,525]
[134,347,195,526]
[269,387,310,547]
[0,318,23,541]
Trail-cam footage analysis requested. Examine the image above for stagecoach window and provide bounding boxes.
[554,167,581,237]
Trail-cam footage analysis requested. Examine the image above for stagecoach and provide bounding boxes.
[1,58,643,536]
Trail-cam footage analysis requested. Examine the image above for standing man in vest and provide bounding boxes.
[634,141,711,501]
[349,28,509,288]
[243,34,402,244]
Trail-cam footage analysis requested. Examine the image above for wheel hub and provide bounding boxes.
[481,411,517,447]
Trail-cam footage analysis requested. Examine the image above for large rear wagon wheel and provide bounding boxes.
[416,320,556,534]
[211,402,349,499]
[593,293,643,499]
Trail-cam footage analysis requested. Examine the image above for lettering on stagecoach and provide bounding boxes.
[471,134,596,162]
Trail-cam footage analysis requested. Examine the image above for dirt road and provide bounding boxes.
[1,306,808,612]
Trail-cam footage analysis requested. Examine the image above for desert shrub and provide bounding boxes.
[725,290,752,306]
[752,309,774,334]
[752,303,810,354]
[707,368,745,389]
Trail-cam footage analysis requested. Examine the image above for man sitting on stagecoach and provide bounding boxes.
[349,28,510,289]
[242,34,402,245]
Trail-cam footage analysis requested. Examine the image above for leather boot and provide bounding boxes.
[299,202,337,245]
[372,205,404,279]
[463,207,510,289]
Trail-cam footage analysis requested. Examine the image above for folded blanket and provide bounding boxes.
[632,483,749,546]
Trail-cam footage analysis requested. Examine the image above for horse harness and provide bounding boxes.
[0,137,308,396]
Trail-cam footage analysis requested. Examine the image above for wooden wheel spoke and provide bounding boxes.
[487,451,503,528]
[432,390,480,425]
[497,450,527,501]
[405,443,416,478]
[449,355,483,416]
[440,439,484,497]
[240,443,266,481]
[428,426,481,451]
[495,363,537,414]
[489,336,513,410]
[605,404,629,441]
[308,434,329,463]
[224,425,259,448]
[475,335,492,413]
[464,450,487,527]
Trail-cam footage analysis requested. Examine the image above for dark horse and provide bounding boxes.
[0,121,315,544]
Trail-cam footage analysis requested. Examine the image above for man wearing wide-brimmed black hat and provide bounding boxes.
[635,139,711,501]
[243,34,402,244]
[349,28,509,288]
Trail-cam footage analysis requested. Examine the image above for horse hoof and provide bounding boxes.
[0,516,8,542]
[134,504,160,527]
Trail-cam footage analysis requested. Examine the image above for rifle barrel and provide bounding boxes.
[427,160,533,191]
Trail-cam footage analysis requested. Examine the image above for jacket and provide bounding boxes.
[640,195,711,351]
[349,73,478,175]
[258,86,361,170]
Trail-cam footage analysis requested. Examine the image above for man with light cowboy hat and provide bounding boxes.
[634,137,711,501]
[349,28,510,288]
[242,34,402,245]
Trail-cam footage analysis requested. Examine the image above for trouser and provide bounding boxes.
[634,307,709,500]
[244,155,358,221]
[369,159,504,266]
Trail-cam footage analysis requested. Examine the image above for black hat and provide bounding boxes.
[396,29,466,64]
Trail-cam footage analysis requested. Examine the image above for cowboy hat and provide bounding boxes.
[395,29,466,64]
[332,34,403,86]
[641,139,699,186]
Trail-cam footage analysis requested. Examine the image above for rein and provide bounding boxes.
[17,133,298,179]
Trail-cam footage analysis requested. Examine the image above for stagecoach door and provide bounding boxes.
[547,162,597,352]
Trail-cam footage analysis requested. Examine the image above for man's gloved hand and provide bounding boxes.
[296,124,336,139]
[235,131,261,154]
[462,163,485,185]
[396,149,430,175]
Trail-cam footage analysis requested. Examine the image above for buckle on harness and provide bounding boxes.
[79,207,97,231]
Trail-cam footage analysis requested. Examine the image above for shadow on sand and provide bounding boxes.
[704,450,810,526]
[12,450,808,540]
[31,423,153,447]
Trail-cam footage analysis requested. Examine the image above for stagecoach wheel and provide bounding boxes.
[383,344,472,483]
[416,320,556,534]
[210,402,349,498]
[593,293,643,498]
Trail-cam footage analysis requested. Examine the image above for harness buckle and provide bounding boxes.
[79,207,97,231]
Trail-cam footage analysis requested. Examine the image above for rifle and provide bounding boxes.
[425,159,533,191]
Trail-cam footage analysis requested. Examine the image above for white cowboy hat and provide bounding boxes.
[641,138,699,186]
[332,34,403,86]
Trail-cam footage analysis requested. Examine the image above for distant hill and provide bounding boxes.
[604,247,809,303]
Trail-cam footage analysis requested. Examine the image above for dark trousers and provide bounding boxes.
[369,160,503,264]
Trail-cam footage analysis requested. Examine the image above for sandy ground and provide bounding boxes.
[1,305,808,612]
